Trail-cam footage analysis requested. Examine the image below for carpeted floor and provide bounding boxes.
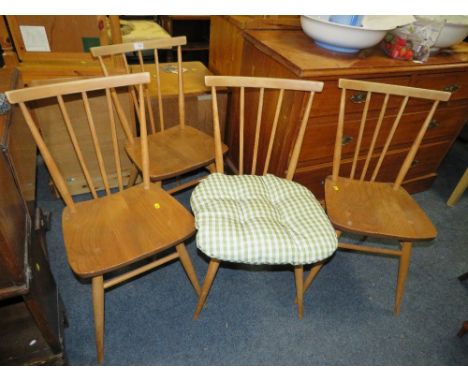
[37,139,468,365]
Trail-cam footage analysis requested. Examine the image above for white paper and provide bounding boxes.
[19,25,51,52]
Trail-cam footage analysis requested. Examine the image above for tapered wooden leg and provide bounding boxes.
[447,168,468,206]
[394,242,412,315]
[127,165,139,187]
[176,243,201,296]
[457,321,468,337]
[193,259,220,320]
[294,261,324,304]
[303,262,324,295]
[92,275,105,364]
[294,265,304,320]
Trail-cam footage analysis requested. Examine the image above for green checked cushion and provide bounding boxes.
[190,173,338,265]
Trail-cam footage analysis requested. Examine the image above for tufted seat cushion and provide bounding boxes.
[190,173,338,265]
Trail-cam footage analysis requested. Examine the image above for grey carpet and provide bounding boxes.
[37,139,468,365]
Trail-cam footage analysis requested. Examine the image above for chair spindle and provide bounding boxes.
[350,92,372,179]
[105,89,124,191]
[263,88,284,175]
[251,87,265,175]
[153,48,165,131]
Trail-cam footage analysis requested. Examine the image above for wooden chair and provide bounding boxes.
[90,37,228,193]
[191,76,338,319]
[447,167,468,206]
[325,79,451,314]
[5,73,201,363]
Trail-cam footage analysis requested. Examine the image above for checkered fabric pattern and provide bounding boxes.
[190,173,338,265]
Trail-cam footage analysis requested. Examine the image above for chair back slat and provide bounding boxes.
[91,37,188,134]
[153,48,165,131]
[210,86,224,173]
[106,89,124,191]
[6,73,151,210]
[393,100,440,189]
[360,93,389,181]
[286,91,315,180]
[371,96,409,182]
[136,50,156,133]
[177,45,186,129]
[205,76,324,179]
[57,95,98,199]
[18,102,76,211]
[239,87,245,175]
[251,87,265,175]
[350,92,372,179]
[332,88,346,182]
[263,88,284,175]
[82,91,111,195]
[335,78,451,187]
[138,83,151,189]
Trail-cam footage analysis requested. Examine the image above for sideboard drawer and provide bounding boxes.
[310,76,411,118]
[412,71,468,102]
[295,139,453,198]
[300,104,466,167]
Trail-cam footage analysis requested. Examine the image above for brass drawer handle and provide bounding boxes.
[428,119,440,130]
[341,135,354,146]
[443,84,460,93]
[351,92,367,104]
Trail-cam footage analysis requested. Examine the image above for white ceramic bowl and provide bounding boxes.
[300,15,391,53]
[434,22,468,49]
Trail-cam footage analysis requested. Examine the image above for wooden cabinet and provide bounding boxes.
[0,68,66,365]
[210,20,468,198]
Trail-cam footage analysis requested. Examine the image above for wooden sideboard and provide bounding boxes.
[0,68,66,365]
[210,19,468,198]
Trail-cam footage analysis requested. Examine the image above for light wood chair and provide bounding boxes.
[191,76,338,320]
[325,78,451,314]
[5,73,201,363]
[447,167,468,206]
[90,37,228,193]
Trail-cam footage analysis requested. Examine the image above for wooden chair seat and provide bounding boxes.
[325,176,437,241]
[63,182,195,277]
[125,125,228,181]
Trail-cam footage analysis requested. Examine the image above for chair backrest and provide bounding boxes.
[5,73,151,213]
[205,76,324,180]
[91,36,187,134]
[333,79,451,189]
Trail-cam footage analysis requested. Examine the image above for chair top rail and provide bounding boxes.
[339,78,451,102]
[90,36,187,57]
[205,76,324,92]
[6,73,151,104]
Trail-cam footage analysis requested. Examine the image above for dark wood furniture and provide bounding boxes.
[209,18,468,199]
[0,68,66,365]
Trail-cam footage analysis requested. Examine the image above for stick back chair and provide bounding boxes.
[190,76,338,320]
[91,37,228,193]
[325,78,451,314]
[6,73,201,363]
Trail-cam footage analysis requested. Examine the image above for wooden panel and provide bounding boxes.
[32,86,134,195]
[0,153,28,293]
[6,16,108,62]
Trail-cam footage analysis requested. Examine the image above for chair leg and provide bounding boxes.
[294,265,304,320]
[394,242,412,315]
[303,262,324,295]
[457,321,468,337]
[176,243,201,296]
[193,259,220,320]
[294,261,323,304]
[447,168,468,206]
[127,165,139,187]
[92,275,105,364]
